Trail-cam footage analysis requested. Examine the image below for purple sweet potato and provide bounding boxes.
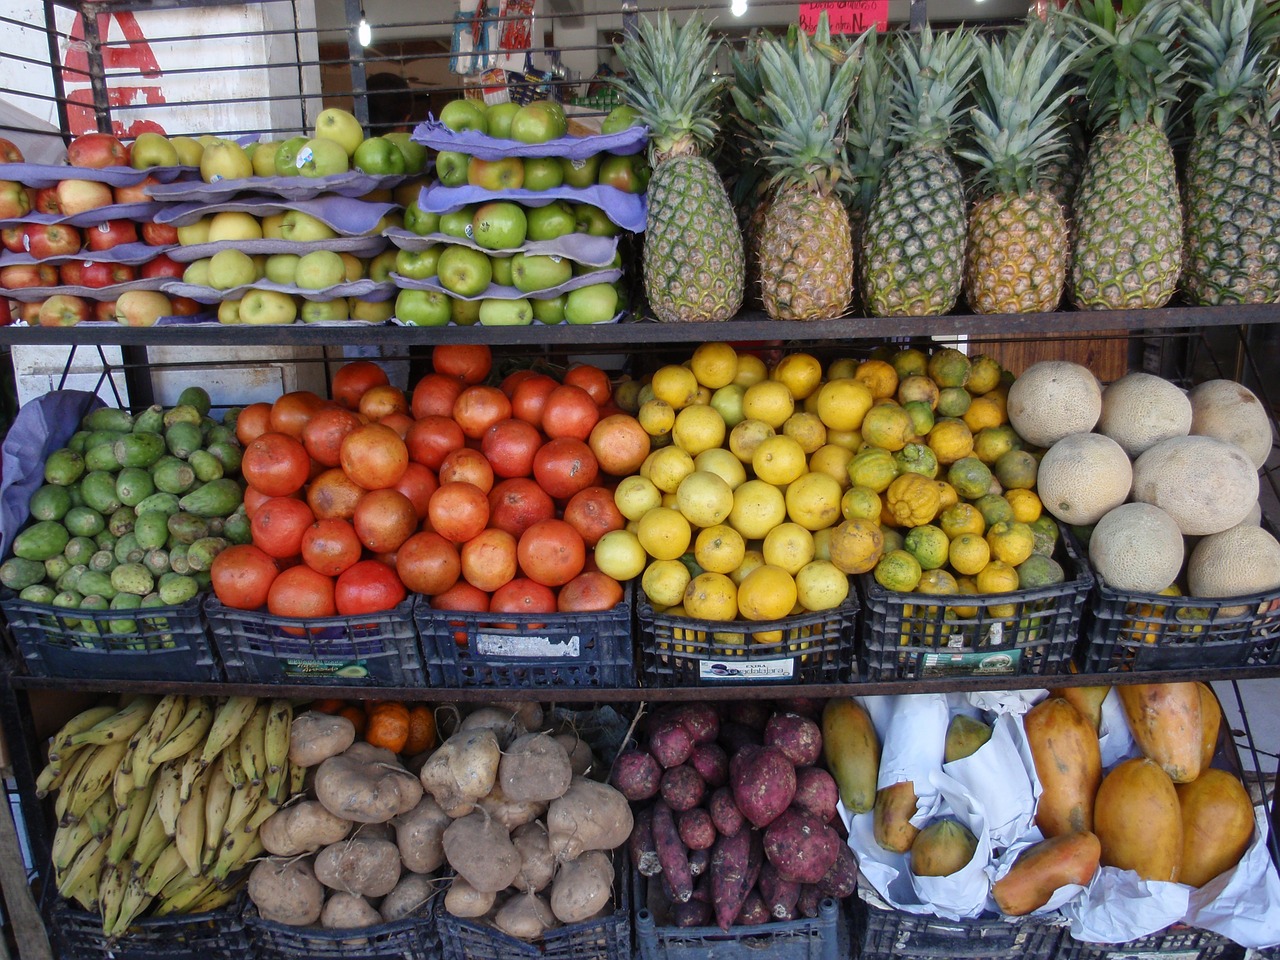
[690,875,711,902]
[730,745,796,829]
[660,764,706,812]
[665,703,720,745]
[763,807,840,884]
[737,891,771,926]
[758,861,801,920]
[676,807,717,851]
[689,742,729,788]
[797,883,822,918]
[671,899,713,928]
[708,787,746,838]
[652,800,692,903]
[775,697,823,720]
[648,719,695,769]
[717,721,762,755]
[792,766,840,823]
[611,748,662,801]
[688,846,711,878]
[816,842,858,899]
[764,712,823,767]
[710,828,762,931]
[726,701,771,729]
[630,806,661,878]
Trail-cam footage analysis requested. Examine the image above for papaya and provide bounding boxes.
[1060,685,1109,733]
[992,831,1101,916]
[909,819,977,877]
[1095,757,1182,883]
[873,781,920,853]
[822,699,880,815]
[944,715,992,763]
[1176,769,1253,888]
[1024,697,1101,837]
[1118,682,1202,783]
[1196,682,1221,773]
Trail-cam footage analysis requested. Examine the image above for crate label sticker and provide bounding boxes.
[475,633,580,658]
[697,658,795,681]
[920,650,1021,677]
[282,658,369,679]
[1103,953,1201,960]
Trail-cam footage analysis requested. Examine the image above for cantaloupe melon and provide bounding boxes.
[1036,433,1132,526]
[1187,523,1280,598]
[1244,501,1262,526]
[1088,503,1184,593]
[1131,436,1258,536]
[1007,361,1102,448]
[1097,372,1192,457]
[1188,380,1274,469]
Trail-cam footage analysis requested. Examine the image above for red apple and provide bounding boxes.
[138,254,183,280]
[56,178,114,216]
[170,295,201,316]
[112,175,161,205]
[94,299,118,322]
[80,261,137,288]
[33,187,60,214]
[1,226,25,253]
[85,219,138,252]
[67,133,128,169]
[19,301,42,323]
[0,299,12,325]
[140,221,179,246]
[25,223,83,259]
[1,264,58,289]
[0,180,31,219]
[59,261,85,285]
[0,138,23,163]
[36,294,92,326]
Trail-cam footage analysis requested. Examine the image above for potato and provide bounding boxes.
[260,801,352,857]
[442,811,522,893]
[316,753,423,824]
[476,783,548,832]
[547,777,633,862]
[444,877,497,919]
[380,872,439,922]
[248,857,325,927]
[553,732,595,777]
[512,820,556,893]
[419,728,501,817]
[314,837,402,898]
[495,891,558,941]
[490,700,544,732]
[394,795,451,874]
[500,733,573,803]
[343,742,399,765]
[322,892,382,929]
[352,820,395,843]
[289,712,356,768]
[550,850,614,924]
[459,706,527,748]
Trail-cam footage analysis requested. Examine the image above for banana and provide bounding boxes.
[143,842,190,898]
[289,757,306,795]
[108,867,151,938]
[187,877,243,915]
[153,874,217,917]
[222,732,248,791]
[222,780,264,837]
[112,762,135,811]
[243,790,282,835]
[154,760,184,839]
[53,747,96,823]
[199,696,258,770]
[83,790,116,841]
[45,705,118,763]
[129,694,186,788]
[148,697,214,767]
[262,699,292,801]
[97,862,129,937]
[107,778,154,866]
[58,697,158,755]
[174,763,209,876]
[57,834,107,899]
[238,702,270,787]
[202,764,232,872]
[211,829,264,883]
[52,816,95,875]
[66,862,100,913]
[179,752,202,805]
[64,741,129,823]
[130,790,169,873]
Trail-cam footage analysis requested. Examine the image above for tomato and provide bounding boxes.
[500,368,540,398]
[396,531,461,596]
[460,528,518,592]
[533,437,598,499]
[406,415,466,470]
[353,488,418,553]
[332,359,389,410]
[438,446,495,493]
[302,405,362,468]
[432,343,492,385]
[242,432,311,498]
[488,477,555,538]
[517,519,585,587]
[307,467,364,520]
[267,565,336,619]
[300,518,362,577]
[541,384,600,441]
[510,374,558,429]
[427,481,490,543]
[270,390,325,440]
[589,413,651,477]
[563,363,612,406]
[340,422,409,490]
[453,385,512,440]
[235,402,273,445]
[411,372,465,419]
[210,544,279,610]
[250,496,316,560]
[557,570,623,612]
[489,577,556,629]
[481,418,542,479]
[563,485,625,546]
[335,559,406,615]
[393,462,438,519]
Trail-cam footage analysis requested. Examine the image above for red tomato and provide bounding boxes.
[335,559,406,615]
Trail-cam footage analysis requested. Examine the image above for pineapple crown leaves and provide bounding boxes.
[846,28,899,216]
[755,13,866,198]
[609,13,731,161]
[887,25,981,152]
[725,35,772,209]
[956,24,1081,198]
[1180,0,1280,135]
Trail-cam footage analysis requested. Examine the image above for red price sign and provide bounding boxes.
[798,0,889,34]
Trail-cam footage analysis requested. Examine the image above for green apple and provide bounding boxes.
[490,254,514,287]
[170,136,204,167]
[394,247,441,281]
[485,102,521,139]
[130,132,179,169]
[435,151,469,187]
[207,249,259,290]
[479,297,533,326]
[199,138,252,183]
[207,211,263,243]
[274,137,309,176]
[239,289,298,325]
[295,249,347,289]
[279,211,338,242]
[531,294,566,324]
[467,156,524,190]
[510,101,567,144]
[510,253,572,293]
[301,299,349,322]
[297,137,350,177]
[601,105,642,135]
[559,154,601,189]
[368,250,398,283]
[396,288,451,326]
[451,296,481,326]
[564,282,619,324]
[575,203,621,237]
[472,201,527,250]
[437,245,492,297]
[350,297,395,322]
[313,107,365,156]
[264,254,300,285]
[526,201,577,241]
[217,299,241,324]
[252,141,284,177]
[439,207,476,239]
[574,251,623,276]
[523,157,564,192]
[404,201,440,236]
[339,252,364,281]
[598,153,648,194]
[439,98,488,134]
[175,217,212,247]
[182,259,211,286]
[384,132,427,173]
[353,136,406,175]
[261,213,286,239]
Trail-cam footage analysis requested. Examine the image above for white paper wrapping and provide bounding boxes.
[944,713,1038,848]
[1059,869,1190,943]
[1096,688,1136,768]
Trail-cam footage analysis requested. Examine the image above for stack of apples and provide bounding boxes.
[391,98,643,327]
[0,132,198,327]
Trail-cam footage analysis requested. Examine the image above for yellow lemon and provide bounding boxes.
[762,522,816,575]
[683,572,739,621]
[927,418,975,464]
[729,419,776,464]
[885,472,942,527]
[694,447,747,490]
[812,526,833,562]
[963,395,1006,432]
[855,359,899,400]
[861,403,916,451]
[975,559,1020,594]
[638,399,676,437]
[709,383,746,427]
[593,529,647,581]
[842,485,882,522]
[796,559,850,611]
[986,520,1036,566]
[874,549,923,592]
[1004,488,1042,523]
[752,435,808,486]
[815,378,874,432]
[897,374,940,410]
[927,347,972,388]
[782,412,828,454]
[966,354,1003,395]
[802,389,824,417]
[695,524,746,575]
[826,427,863,451]
[949,532,991,576]
[742,380,795,428]
[891,348,929,380]
[731,548,767,586]
[637,506,692,561]
[785,470,844,531]
[904,524,950,571]
[647,445,696,493]
[661,490,680,509]
[615,475,662,521]
[847,447,898,492]
[771,353,823,400]
[809,444,854,489]
[676,470,735,527]
[733,353,768,387]
[728,479,787,540]
[651,364,700,410]
[642,558,692,607]
[672,403,727,457]
[973,424,1021,464]
[690,341,739,389]
[737,564,798,620]
[939,502,986,539]
[694,385,713,405]
[827,518,885,575]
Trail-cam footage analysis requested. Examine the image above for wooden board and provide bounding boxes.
[974,329,1130,381]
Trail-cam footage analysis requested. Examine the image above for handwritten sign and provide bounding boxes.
[799,0,889,34]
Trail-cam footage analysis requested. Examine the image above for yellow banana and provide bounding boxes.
[83,790,115,841]
[97,862,129,936]
[53,747,96,823]
[59,697,158,754]
[130,694,186,788]
[107,778,154,866]
[52,816,95,874]
[199,696,258,769]
[153,874,217,917]
[143,842,189,897]
[221,731,248,791]
[262,699,292,801]
[174,763,208,876]
[107,867,151,938]
[148,697,214,767]
[45,704,117,763]
[187,876,243,915]
[238,702,270,787]
[64,741,129,824]
[154,760,184,839]
[57,834,107,899]
[202,764,232,872]
[223,780,263,837]
[112,762,134,811]
[179,752,202,805]
[211,829,264,883]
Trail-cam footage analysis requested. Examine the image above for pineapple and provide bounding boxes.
[1180,0,1280,305]
[861,26,979,318]
[612,14,743,322]
[1069,0,1184,311]
[845,29,896,309]
[753,17,863,320]
[959,24,1077,314]
[727,37,770,309]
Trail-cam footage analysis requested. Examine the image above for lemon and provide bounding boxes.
[795,559,850,611]
[927,347,971,388]
[812,526,833,562]
[973,424,1021,464]
[729,419,776,463]
[694,447,747,490]
[651,364,700,410]
[752,435,808,486]
[994,449,1038,490]
[637,382,656,407]
[826,428,863,451]
[976,559,1020,594]
[939,502,986,539]
[613,379,643,414]
[936,385,972,419]
[947,457,993,500]
[975,492,1015,528]
[694,385,713,405]
[647,445,696,493]
[885,473,942,527]
[809,444,854,489]
[763,522,816,575]
[950,576,981,618]
[675,470,734,527]
[918,568,960,596]
[842,485,882,522]
[897,374,940,409]
[733,353,768,388]
[904,524,950,571]
[927,418,975,464]
[1004,488,1042,523]
[875,549,923,592]
[986,520,1036,566]
[934,480,959,514]
[949,532,991,576]
[782,412,828,454]
[881,527,904,554]
[638,399,676,437]
[710,384,746,427]
[737,564,797,620]
[690,342,739,389]
[695,523,746,574]
[827,518,885,575]
[903,400,936,437]
[672,403,727,457]
[891,348,929,380]
[847,447,898,492]
[802,389,824,417]
[963,395,1006,433]
[642,558,692,607]
[855,359,899,400]
[683,571,739,621]
[966,354,1003,395]
[661,491,680,509]
[861,402,916,451]
[731,547,767,586]
[728,479,786,540]
[594,529,647,581]
[815,379,874,432]
[637,506,692,561]
[784,469,845,533]
[615,475,662,521]
[771,353,823,400]
[742,380,795,428]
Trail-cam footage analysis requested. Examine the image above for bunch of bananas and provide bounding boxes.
[38,694,298,937]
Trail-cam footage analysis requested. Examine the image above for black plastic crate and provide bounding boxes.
[636,594,857,687]
[856,892,1062,960]
[205,597,424,686]
[1,592,220,682]
[50,895,250,960]
[1055,925,1243,960]
[415,588,634,689]
[246,903,438,960]
[858,524,1091,680]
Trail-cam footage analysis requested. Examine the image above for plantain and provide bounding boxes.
[52,816,96,875]
[262,699,292,801]
[238,702,269,787]
[143,842,190,897]
[129,694,186,788]
[153,760,184,839]
[148,697,213,767]
[58,697,158,755]
[174,762,209,876]
[107,778,154,866]
[201,764,233,873]
[57,834,108,900]
[211,829,264,883]
[107,867,151,938]
[83,790,116,841]
[45,704,118,764]
[198,696,258,769]
[63,741,129,823]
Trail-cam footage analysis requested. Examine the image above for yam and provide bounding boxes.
[611,748,663,801]
[343,742,398,765]
[248,857,325,927]
[321,893,382,929]
[419,728,502,817]
[652,800,692,902]
[553,732,595,777]
[442,810,522,893]
[816,842,858,899]
[314,836,402,898]
[730,745,796,829]
[676,807,717,850]
[444,877,496,919]
[737,891,770,925]
[315,753,423,824]
[663,703,720,745]
[259,800,352,857]
[670,899,713,928]
[512,820,557,893]
[764,712,823,766]
[759,861,801,920]
[708,787,746,837]
[689,846,711,878]
[629,806,661,877]
[499,732,573,803]
[494,891,558,941]
[550,850,614,924]
[648,719,695,769]
[488,700,544,732]
[546,777,633,861]
[660,764,706,812]
[476,782,548,832]
[380,872,438,922]
[727,701,770,729]
[689,742,729,788]
[792,767,839,823]
[288,712,356,768]
[711,828,762,931]
[459,706,526,748]
[716,721,762,755]
[763,807,840,884]
[394,795,451,874]
[797,883,822,919]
